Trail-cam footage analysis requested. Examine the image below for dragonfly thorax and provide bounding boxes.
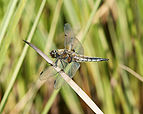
[50,49,75,63]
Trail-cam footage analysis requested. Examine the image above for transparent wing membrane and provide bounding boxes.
[64,23,84,55]
[54,62,80,89]
[67,62,80,78]
[54,75,65,89]
[64,23,74,50]
[39,67,57,80]
[54,59,68,89]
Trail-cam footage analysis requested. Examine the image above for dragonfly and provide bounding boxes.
[40,23,109,89]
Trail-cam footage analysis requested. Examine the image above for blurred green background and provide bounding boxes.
[0,0,143,113]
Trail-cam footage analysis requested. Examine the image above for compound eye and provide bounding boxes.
[50,50,57,58]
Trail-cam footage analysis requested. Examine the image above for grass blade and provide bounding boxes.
[0,0,18,45]
[0,0,46,112]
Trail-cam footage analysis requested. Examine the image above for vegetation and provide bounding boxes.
[0,0,143,113]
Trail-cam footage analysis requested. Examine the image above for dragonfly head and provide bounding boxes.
[50,50,58,58]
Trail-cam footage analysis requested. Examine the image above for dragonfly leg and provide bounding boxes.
[60,60,66,73]
[60,59,65,69]
[55,59,59,67]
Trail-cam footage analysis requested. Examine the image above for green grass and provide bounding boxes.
[0,0,143,113]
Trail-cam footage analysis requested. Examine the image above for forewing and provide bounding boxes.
[64,23,74,50]
[39,67,57,80]
[64,23,84,55]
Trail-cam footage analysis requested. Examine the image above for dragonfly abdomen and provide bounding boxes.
[74,55,109,62]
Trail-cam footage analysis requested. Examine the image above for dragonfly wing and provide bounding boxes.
[54,75,65,89]
[64,23,84,55]
[54,62,80,89]
[72,37,84,55]
[54,60,67,89]
[67,62,80,78]
[64,23,74,50]
[39,67,57,80]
